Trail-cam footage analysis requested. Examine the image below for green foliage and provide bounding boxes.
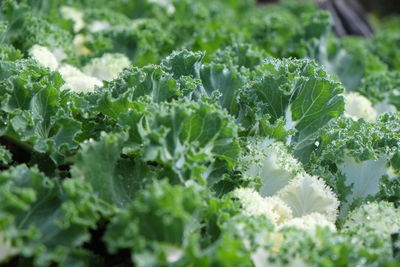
[0,165,110,266]
[0,145,12,165]
[319,37,387,91]
[0,59,81,168]
[357,71,400,111]
[0,0,400,266]
[308,114,400,216]
[85,19,173,66]
[118,100,240,185]
[242,58,344,160]
[370,25,400,71]
[0,44,22,61]
[0,1,74,57]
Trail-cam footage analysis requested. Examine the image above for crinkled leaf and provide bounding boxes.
[118,101,240,185]
[0,165,101,266]
[71,133,156,207]
[242,58,344,162]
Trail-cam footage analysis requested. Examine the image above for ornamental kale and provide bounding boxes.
[1,0,400,266]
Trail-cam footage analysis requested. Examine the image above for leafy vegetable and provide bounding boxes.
[1,0,400,265]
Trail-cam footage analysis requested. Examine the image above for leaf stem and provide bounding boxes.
[1,135,34,154]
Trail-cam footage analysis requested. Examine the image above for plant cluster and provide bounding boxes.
[1,0,400,266]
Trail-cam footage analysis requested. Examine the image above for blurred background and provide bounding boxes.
[360,0,400,16]
[259,0,400,37]
[259,0,400,15]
